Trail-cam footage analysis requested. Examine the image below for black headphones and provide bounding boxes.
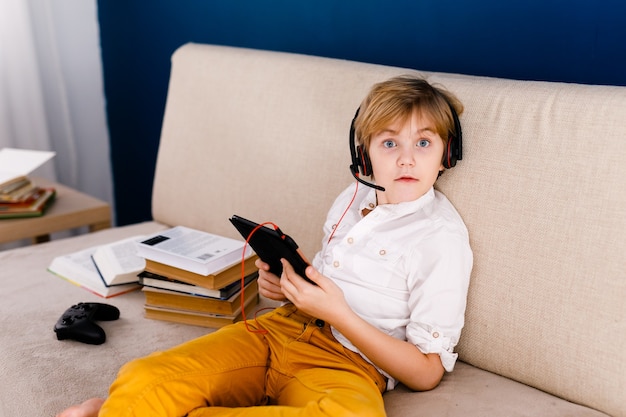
[349,99,463,191]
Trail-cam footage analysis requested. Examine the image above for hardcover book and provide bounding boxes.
[144,290,259,328]
[143,253,258,290]
[142,279,259,316]
[138,270,258,300]
[136,226,254,276]
[0,188,56,219]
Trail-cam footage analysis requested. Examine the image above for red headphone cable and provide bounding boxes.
[239,221,281,334]
[326,180,359,244]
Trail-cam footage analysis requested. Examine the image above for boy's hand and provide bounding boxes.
[255,258,288,301]
[280,259,350,323]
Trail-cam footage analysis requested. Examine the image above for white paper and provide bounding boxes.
[0,148,56,185]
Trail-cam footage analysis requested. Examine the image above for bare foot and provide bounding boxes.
[56,398,105,417]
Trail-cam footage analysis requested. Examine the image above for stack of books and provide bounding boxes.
[0,148,58,219]
[48,225,260,327]
[0,176,56,219]
[135,226,260,328]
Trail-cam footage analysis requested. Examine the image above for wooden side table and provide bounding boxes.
[0,178,111,245]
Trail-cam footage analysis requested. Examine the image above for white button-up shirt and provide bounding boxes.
[312,183,473,389]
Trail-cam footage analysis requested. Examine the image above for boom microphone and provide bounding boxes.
[349,163,385,192]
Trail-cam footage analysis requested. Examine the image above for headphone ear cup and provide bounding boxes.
[357,145,373,176]
[444,102,463,169]
[444,135,457,169]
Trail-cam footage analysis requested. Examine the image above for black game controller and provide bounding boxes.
[54,302,120,345]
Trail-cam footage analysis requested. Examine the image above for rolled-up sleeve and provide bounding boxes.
[405,230,473,372]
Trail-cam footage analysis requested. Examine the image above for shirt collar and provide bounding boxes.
[359,186,436,217]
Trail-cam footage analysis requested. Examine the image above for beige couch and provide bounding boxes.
[1,43,624,417]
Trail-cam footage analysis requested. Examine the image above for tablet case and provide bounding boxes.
[229,215,313,284]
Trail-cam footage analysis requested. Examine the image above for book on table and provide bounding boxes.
[0,177,37,202]
[142,278,259,316]
[91,235,146,286]
[138,270,258,300]
[0,187,56,219]
[48,244,141,298]
[136,226,254,276]
[143,252,258,290]
[143,288,260,328]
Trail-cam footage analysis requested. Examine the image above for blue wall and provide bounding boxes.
[97,0,626,225]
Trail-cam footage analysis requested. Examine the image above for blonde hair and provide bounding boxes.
[354,76,463,160]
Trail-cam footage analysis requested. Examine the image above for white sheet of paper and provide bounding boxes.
[0,148,56,185]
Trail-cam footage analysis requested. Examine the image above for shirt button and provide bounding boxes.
[432,331,440,338]
[333,261,340,268]
[379,249,386,256]
[332,224,337,230]
[369,203,375,209]
[347,237,354,244]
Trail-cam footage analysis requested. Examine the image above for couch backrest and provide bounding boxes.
[153,43,625,416]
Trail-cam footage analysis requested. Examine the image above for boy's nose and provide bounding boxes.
[398,148,415,166]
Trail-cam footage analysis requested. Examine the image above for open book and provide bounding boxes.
[48,243,141,298]
[91,236,146,286]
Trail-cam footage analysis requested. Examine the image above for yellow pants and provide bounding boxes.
[100,304,388,417]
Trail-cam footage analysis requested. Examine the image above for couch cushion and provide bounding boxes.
[430,73,626,416]
[385,362,609,417]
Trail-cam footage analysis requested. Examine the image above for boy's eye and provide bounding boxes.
[383,140,396,148]
[417,139,430,148]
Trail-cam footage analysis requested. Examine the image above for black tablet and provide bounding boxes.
[229,215,314,284]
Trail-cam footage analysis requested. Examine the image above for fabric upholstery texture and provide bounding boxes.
[431,73,626,415]
[0,43,623,416]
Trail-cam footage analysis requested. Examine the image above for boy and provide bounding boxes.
[58,75,472,417]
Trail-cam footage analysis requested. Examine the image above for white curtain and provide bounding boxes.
[0,0,55,178]
[0,0,113,218]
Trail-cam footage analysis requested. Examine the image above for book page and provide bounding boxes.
[142,227,243,263]
[109,240,145,271]
[50,247,103,287]
[66,248,100,275]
